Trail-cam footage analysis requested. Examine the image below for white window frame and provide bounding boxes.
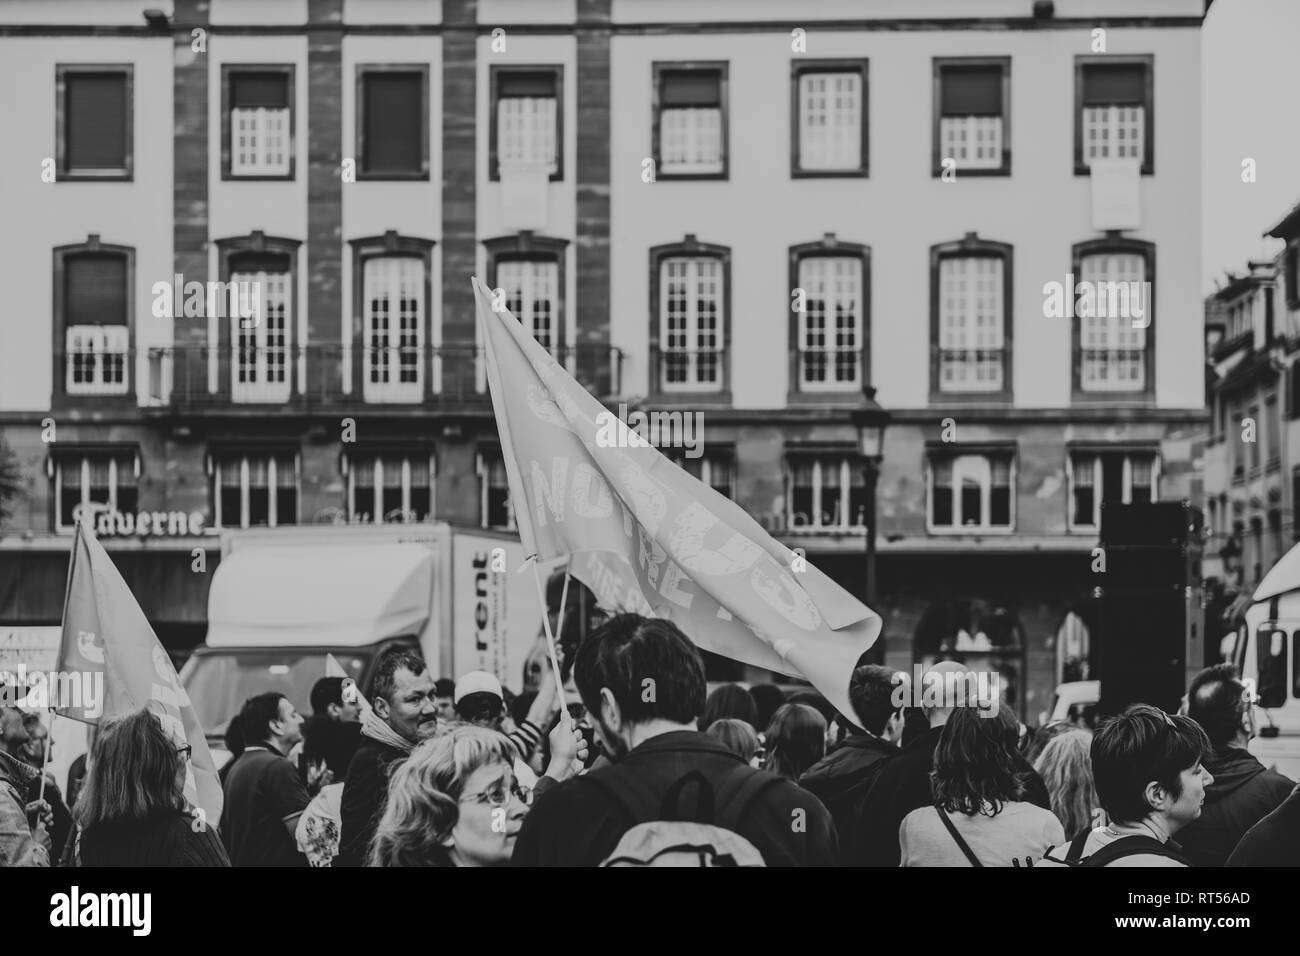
[1079,252,1147,392]
[660,257,723,393]
[669,452,734,498]
[231,104,290,176]
[1066,452,1161,531]
[940,115,1003,169]
[798,256,863,391]
[938,257,1004,393]
[497,95,558,174]
[497,259,560,352]
[786,457,865,533]
[477,453,516,531]
[798,71,861,172]
[1082,104,1145,166]
[347,454,434,524]
[927,453,1015,533]
[363,256,425,403]
[230,269,290,403]
[660,107,723,175]
[213,453,298,529]
[54,453,138,531]
[66,325,129,396]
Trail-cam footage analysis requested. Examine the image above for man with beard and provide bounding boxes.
[511,614,837,866]
[335,650,438,867]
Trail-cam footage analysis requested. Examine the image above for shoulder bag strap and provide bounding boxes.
[934,804,984,867]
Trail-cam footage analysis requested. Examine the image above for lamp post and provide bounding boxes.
[851,385,891,664]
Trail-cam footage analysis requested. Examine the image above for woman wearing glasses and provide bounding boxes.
[370,725,534,867]
[71,708,230,866]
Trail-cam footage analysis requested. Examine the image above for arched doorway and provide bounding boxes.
[913,599,1027,717]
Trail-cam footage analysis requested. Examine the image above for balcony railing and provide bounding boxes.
[141,344,623,410]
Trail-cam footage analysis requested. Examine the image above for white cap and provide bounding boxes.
[454,670,504,705]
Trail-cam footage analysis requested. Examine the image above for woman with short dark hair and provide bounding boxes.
[763,703,826,780]
[900,704,1064,867]
[72,709,229,867]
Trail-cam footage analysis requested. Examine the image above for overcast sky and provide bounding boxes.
[1202,0,1300,293]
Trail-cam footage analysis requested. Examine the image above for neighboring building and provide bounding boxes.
[0,0,1211,717]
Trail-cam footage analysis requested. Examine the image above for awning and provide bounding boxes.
[207,543,433,647]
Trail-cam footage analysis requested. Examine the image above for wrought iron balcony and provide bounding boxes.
[142,344,623,411]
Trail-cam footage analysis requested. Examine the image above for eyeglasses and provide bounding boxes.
[460,778,533,808]
[176,744,193,760]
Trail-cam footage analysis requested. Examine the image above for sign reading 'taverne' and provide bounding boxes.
[71,502,206,537]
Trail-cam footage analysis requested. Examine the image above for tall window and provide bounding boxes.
[668,452,734,499]
[786,455,865,532]
[213,453,298,528]
[796,254,864,390]
[230,258,290,403]
[792,61,867,175]
[491,67,561,179]
[1068,451,1158,530]
[660,257,722,392]
[498,260,559,350]
[479,452,515,531]
[348,454,433,523]
[54,451,138,530]
[935,252,1003,395]
[1076,57,1153,174]
[654,64,727,177]
[224,68,293,178]
[57,244,132,397]
[1073,239,1154,397]
[57,66,132,179]
[356,67,428,179]
[934,58,1010,175]
[1265,393,1281,467]
[363,257,425,402]
[929,452,1014,531]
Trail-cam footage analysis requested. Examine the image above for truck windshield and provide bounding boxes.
[181,650,368,738]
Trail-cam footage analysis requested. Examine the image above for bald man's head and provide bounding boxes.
[922,661,975,728]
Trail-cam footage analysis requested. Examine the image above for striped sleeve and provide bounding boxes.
[508,720,543,760]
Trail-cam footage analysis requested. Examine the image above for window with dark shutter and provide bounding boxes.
[661,70,721,107]
[939,66,1003,116]
[66,254,128,326]
[62,71,130,174]
[231,72,289,109]
[1081,64,1146,106]
[360,71,426,176]
[933,59,1009,174]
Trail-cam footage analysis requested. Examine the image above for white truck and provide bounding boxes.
[1235,543,1300,781]
[178,523,554,765]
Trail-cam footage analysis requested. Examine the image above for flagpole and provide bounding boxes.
[37,709,54,805]
[530,559,572,728]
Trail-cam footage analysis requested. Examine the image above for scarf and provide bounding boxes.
[361,711,415,755]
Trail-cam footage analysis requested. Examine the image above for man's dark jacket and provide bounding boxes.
[1177,747,1294,867]
[853,724,1052,867]
[798,733,899,866]
[1226,785,1300,866]
[512,730,838,866]
[335,737,407,868]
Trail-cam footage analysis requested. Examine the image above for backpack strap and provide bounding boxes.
[581,768,665,826]
[715,765,784,834]
[1083,835,1190,868]
[1065,828,1092,863]
[933,805,983,867]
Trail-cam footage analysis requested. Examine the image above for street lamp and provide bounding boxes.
[851,385,891,663]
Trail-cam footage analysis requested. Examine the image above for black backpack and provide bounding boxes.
[586,766,783,867]
[1043,829,1191,867]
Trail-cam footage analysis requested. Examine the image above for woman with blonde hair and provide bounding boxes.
[370,725,531,867]
[1033,728,1101,841]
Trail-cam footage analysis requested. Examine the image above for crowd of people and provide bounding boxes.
[2,613,1299,867]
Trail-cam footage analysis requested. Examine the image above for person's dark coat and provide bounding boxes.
[1177,747,1295,867]
[1226,785,1300,866]
[512,730,838,866]
[335,737,408,868]
[798,733,899,866]
[75,809,230,866]
[852,723,1052,867]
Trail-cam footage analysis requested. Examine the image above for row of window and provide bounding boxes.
[51,448,1158,535]
[53,56,1154,182]
[53,232,1154,400]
